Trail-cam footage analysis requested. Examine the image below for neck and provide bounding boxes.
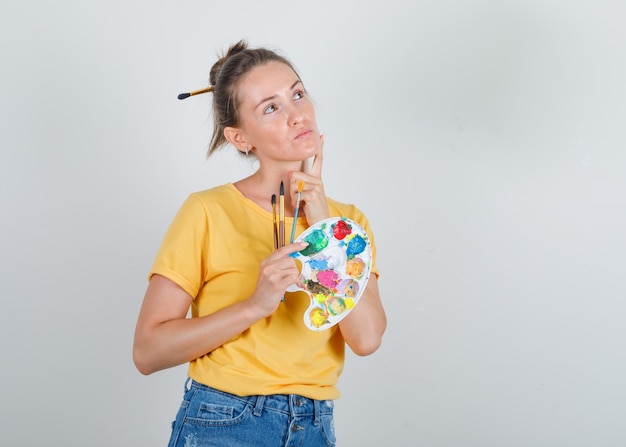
[233,168,298,215]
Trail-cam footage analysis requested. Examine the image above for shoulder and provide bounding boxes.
[169,184,235,224]
[181,183,239,210]
[326,197,367,220]
[188,183,235,202]
[326,196,377,239]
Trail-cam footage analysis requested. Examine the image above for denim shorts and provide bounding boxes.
[167,379,336,447]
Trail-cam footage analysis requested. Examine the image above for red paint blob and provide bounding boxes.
[332,220,352,240]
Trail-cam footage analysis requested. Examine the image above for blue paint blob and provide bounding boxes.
[309,259,329,270]
[346,235,366,259]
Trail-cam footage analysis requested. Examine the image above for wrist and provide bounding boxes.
[242,293,277,321]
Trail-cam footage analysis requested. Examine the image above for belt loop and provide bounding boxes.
[184,377,191,392]
[253,395,265,417]
[313,399,321,424]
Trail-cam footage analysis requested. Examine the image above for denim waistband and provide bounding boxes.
[187,379,334,421]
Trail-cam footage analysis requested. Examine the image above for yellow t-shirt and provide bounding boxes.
[149,183,378,400]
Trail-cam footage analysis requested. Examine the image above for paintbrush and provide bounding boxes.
[289,180,305,244]
[279,181,285,247]
[177,86,214,100]
[271,194,279,250]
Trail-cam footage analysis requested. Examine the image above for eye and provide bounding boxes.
[263,104,277,114]
[293,90,304,100]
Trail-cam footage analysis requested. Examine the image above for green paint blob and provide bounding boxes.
[300,229,329,256]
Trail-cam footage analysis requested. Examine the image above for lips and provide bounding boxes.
[295,129,313,139]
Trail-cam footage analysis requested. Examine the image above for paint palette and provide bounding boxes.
[287,217,372,331]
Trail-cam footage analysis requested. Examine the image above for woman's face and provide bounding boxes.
[233,61,321,164]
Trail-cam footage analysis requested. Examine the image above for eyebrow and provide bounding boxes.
[255,79,302,110]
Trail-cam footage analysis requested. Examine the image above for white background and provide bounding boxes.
[1,1,625,446]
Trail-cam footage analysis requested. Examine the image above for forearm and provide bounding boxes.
[338,277,386,356]
[133,298,262,375]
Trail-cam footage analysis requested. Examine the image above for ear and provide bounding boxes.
[224,126,249,154]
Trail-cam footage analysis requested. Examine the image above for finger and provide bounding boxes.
[275,241,308,257]
[308,134,324,177]
[287,171,304,193]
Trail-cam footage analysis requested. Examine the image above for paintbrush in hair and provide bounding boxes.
[177,86,213,100]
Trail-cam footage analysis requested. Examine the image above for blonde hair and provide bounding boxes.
[207,40,300,158]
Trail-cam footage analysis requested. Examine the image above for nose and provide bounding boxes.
[287,104,303,126]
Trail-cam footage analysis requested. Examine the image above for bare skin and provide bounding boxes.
[133,61,386,375]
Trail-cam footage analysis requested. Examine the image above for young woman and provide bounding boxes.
[133,40,386,447]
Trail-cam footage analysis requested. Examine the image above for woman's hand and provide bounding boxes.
[247,242,308,318]
[289,134,329,226]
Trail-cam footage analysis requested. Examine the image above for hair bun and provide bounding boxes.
[209,40,249,86]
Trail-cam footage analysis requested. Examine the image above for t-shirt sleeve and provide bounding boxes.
[354,208,380,279]
[148,194,208,298]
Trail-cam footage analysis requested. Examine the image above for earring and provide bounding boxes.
[245,146,249,156]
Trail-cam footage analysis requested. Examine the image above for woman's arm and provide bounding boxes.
[289,138,386,354]
[338,275,386,356]
[132,274,261,375]
[133,242,308,375]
